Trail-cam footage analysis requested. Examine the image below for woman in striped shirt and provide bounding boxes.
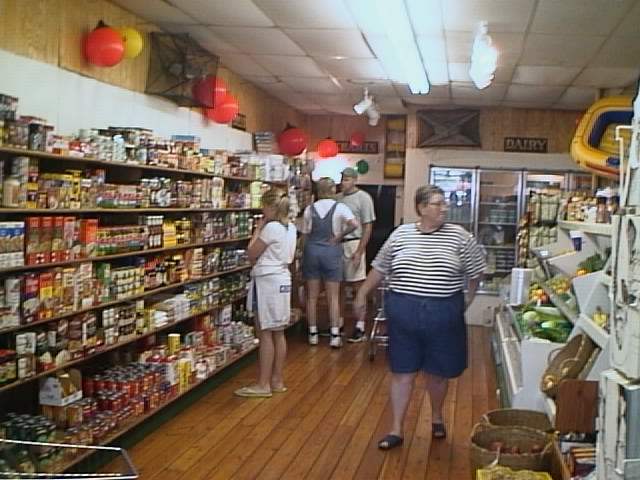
[353,185,486,450]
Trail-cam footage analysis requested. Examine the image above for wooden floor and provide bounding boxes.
[122,326,498,480]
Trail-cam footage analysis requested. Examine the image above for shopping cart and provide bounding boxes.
[368,281,389,361]
[0,438,138,480]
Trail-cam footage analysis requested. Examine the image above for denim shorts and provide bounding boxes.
[302,243,343,282]
[385,290,467,378]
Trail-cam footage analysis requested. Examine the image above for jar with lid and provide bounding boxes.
[2,174,20,207]
[596,196,608,223]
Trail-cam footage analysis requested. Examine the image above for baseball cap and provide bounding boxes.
[341,167,358,178]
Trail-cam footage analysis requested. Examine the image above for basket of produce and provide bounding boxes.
[470,424,552,474]
[540,334,596,398]
[481,409,553,434]
[476,465,552,479]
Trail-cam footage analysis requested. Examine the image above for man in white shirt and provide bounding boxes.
[337,167,376,343]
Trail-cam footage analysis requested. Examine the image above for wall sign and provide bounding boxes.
[335,140,379,154]
[231,113,246,131]
[504,136,548,153]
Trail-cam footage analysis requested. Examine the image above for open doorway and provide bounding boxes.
[359,185,397,266]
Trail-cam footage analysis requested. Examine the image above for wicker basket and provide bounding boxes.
[470,424,552,474]
[540,334,596,398]
[481,409,553,433]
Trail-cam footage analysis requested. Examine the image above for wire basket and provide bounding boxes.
[469,424,552,474]
[0,438,138,480]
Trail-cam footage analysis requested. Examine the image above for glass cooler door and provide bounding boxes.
[429,167,476,230]
[476,170,522,294]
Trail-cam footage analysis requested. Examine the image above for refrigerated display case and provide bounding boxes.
[429,166,600,295]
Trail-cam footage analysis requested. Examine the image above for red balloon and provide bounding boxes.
[349,131,365,147]
[317,139,339,158]
[278,128,307,156]
[84,26,125,67]
[193,76,227,108]
[206,93,239,124]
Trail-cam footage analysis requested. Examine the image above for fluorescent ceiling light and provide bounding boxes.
[346,0,430,95]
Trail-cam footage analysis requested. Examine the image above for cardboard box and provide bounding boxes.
[39,368,82,407]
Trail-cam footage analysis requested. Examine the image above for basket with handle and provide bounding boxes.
[480,408,553,433]
[469,423,553,474]
[540,334,596,398]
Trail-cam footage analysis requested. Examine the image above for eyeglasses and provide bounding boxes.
[423,201,448,208]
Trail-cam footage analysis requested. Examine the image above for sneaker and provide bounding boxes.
[308,332,319,345]
[347,328,366,343]
[330,334,343,348]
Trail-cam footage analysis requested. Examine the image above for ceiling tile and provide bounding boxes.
[210,27,305,55]
[573,67,639,88]
[451,82,508,101]
[315,58,386,80]
[442,0,536,33]
[530,0,633,36]
[252,55,326,77]
[218,53,272,76]
[399,84,451,99]
[343,81,398,96]
[407,0,445,35]
[554,87,598,107]
[301,109,331,115]
[521,34,606,67]
[177,0,274,26]
[374,96,406,109]
[490,33,526,65]
[614,1,640,37]
[184,26,239,54]
[444,32,474,63]
[505,85,566,103]
[307,94,355,106]
[454,98,503,107]
[591,36,640,68]
[403,96,451,106]
[282,77,343,94]
[271,92,314,104]
[241,75,283,86]
[448,63,471,83]
[512,66,582,86]
[254,0,358,28]
[493,64,516,84]
[326,106,362,115]
[110,0,195,25]
[285,29,373,58]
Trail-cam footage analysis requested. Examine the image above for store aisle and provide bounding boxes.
[124,326,497,479]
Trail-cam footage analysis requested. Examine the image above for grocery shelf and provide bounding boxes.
[0,292,249,393]
[0,236,251,274]
[577,313,610,349]
[0,207,259,214]
[557,220,612,236]
[0,264,251,335]
[50,343,258,474]
[0,145,286,185]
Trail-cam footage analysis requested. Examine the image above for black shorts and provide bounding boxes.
[385,290,467,378]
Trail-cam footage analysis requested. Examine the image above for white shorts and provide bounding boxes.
[342,239,366,282]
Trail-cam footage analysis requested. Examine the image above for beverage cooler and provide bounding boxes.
[429,167,594,295]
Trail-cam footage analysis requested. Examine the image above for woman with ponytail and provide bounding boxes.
[235,188,297,398]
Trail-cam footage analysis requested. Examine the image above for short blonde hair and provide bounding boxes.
[262,188,289,226]
[414,184,445,215]
[316,177,336,200]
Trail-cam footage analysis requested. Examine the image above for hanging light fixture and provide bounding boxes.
[469,22,499,90]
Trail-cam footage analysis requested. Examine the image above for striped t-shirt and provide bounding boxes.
[371,223,486,297]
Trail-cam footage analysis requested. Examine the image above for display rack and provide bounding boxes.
[493,219,613,424]
[0,144,282,474]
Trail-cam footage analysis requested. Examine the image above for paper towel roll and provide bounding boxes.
[509,268,533,305]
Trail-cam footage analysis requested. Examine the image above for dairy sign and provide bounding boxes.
[503,136,548,153]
